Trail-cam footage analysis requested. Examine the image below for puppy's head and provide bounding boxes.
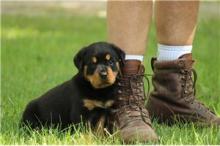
[74,42,125,89]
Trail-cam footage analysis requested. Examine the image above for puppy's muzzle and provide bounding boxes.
[84,64,118,89]
[99,68,108,80]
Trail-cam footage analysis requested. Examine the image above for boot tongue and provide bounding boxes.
[122,60,141,75]
[178,53,194,69]
[178,53,192,60]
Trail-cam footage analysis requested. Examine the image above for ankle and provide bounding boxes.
[122,60,142,75]
[157,44,192,61]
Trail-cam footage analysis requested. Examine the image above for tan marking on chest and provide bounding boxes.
[83,99,114,110]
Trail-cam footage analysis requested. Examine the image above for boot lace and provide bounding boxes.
[180,68,215,115]
[114,73,151,126]
[180,68,197,103]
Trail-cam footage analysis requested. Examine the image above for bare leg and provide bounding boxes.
[156,1,199,45]
[107,1,152,55]
[147,1,220,126]
[107,1,158,143]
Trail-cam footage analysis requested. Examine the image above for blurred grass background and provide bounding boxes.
[1,1,220,144]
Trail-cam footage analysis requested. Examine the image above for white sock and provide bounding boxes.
[125,55,144,62]
[157,44,192,61]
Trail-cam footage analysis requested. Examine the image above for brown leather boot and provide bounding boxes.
[147,54,220,126]
[113,60,158,143]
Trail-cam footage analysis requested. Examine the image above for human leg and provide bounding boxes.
[107,1,158,143]
[147,1,220,126]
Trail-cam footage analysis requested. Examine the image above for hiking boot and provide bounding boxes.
[113,60,158,143]
[147,53,220,126]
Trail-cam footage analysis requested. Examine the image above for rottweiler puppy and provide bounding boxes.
[21,42,125,132]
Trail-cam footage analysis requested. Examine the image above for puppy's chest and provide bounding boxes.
[82,96,115,130]
[83,98,115,111]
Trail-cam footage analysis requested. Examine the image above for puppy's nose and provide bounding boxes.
[99,70,107,79]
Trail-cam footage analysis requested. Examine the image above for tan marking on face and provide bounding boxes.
[106,67,118,85]
[84,66,118,89]
[116,62,122,76]
[83,99,115,110]
[85,71,102,89]
[84,65,101,88]
[92,56,97,63]
[105,54,111,61]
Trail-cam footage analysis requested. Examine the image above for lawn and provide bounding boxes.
[1,11,220,144]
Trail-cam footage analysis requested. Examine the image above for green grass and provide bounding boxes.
[1,12,220,144]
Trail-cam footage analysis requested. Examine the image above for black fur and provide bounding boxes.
[20,42,125,131]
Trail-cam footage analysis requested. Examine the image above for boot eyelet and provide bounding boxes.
[178,60,185,67]
[184,98,189,103]
[180,70,185,74]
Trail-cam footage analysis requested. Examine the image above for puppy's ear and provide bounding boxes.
[111,44,125,67]
[74,47,87,71]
